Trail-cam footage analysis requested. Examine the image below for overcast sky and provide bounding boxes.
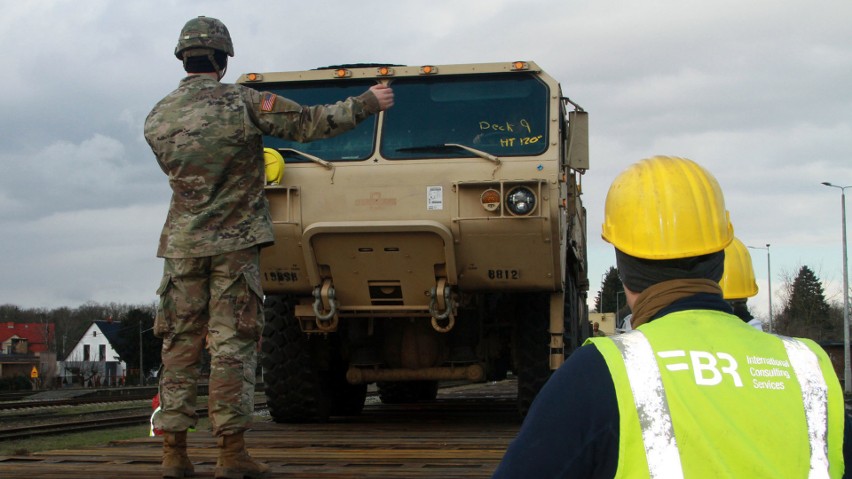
[2,0,851,323]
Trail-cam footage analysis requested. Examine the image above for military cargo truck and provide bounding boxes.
[237,61,590,422]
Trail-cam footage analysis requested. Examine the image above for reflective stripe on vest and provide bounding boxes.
[611,331,831,478]
[781,336,830,478]
[611,332,683,479]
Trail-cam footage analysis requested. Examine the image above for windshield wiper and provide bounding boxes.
[277,148,334,170]
[277,147,336,184]
[396,143,501,166]
[397,143,502,178]
[444,143,501,166]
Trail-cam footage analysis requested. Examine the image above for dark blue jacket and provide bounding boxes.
[492,294,852,478]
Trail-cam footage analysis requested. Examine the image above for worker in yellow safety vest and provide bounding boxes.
[493,156,849,478]
[719,236,764,330]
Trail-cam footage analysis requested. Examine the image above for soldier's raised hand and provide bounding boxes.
[370,84,394,111]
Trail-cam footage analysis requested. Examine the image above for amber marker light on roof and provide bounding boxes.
[246,73,262,81]
[334,68,351,78]
[377,66,395,76]
[511,61,529,70]
[480,189,501,212]
[420,65,438,75]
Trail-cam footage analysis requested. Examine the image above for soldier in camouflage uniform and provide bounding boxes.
[144,16,394,479]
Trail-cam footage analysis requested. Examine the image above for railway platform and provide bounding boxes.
[0,379,521,478]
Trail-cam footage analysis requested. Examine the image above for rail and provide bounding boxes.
[0,401,267,441]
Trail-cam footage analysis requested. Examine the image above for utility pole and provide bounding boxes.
[822,182,850,394]
[747,244,773,333]
[139,319,144,386]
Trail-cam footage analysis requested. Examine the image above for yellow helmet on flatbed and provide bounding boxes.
[264,148,285,185]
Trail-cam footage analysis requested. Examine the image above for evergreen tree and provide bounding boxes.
[595,267,624,314]
[776,265,835,340]
[118,306,162,382]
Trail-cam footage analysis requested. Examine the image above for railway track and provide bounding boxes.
[0,379,520,478]
[0,394,156,411]
[0,385,208,411]
[0,412,153,441]
[0,391,37,402]
[0,400,268,441]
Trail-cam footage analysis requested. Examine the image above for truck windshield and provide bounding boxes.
[252,80,378,162]
[381,73,549,160]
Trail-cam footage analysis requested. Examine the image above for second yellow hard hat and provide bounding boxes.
[719,237,759,299]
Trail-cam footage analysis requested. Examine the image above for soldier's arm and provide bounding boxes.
[245,85,388,143]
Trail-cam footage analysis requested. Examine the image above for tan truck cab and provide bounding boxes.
[238,61,590,421]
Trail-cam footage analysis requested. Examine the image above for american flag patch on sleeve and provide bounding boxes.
[260,93,276,112]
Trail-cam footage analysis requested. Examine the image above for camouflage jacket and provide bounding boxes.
[145,74,379,258]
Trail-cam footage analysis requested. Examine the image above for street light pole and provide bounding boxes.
[822,181,851,394]
[616,290,625,330]
[139,319,144,387]
[747,244,773,333]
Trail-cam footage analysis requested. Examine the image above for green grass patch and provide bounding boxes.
[0,419,212,456]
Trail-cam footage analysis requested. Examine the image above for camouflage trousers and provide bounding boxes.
[153,247,264,436]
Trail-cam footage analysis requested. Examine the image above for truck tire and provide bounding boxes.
[563,275,591,353]
[261,295,330,423]
[511,292,552,417]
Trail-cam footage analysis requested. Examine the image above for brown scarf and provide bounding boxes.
[630,279,723,328]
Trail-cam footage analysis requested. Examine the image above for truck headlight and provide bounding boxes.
[506,186,536,216]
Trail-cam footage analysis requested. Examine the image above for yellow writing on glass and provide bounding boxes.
[498,136,543,147]
[477,119,541,148]
[479,119,533,134]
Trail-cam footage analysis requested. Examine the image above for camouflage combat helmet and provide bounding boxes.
[174,16,234,60]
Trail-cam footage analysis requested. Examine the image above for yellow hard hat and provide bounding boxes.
[264,148,285,185]
[601,156,734,259]
[719,237,759,299]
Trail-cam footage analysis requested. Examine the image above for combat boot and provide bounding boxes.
[162,431,194,478]
[214,432,270,479]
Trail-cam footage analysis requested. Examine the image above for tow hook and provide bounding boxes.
[312,280,339,331]
[429,278,455,333]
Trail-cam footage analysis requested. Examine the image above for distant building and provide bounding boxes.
[817,340,851,391]
[58,320,128,387]
[589,312,616,336]
[0,321,56,382]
